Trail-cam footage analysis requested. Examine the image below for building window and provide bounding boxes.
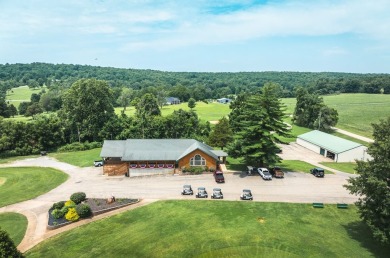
[190,154,206,166]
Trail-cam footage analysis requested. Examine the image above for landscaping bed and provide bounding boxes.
[47,195,139,229]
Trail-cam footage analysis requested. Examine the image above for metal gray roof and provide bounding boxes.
[101,139,219,161]
[297,130,362,154]
[100,140,126,158]
[211,150,228,157]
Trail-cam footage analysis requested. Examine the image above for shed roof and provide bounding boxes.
[100,139,219,161]
[297,130,362,154]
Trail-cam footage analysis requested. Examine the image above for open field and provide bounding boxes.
[115,101,230,122]
[0,167,68,207]
[282,93,390,138]
[5,85,44,108]
[0,212,28,245]
[50,148,101,167]
[25,200,389,258]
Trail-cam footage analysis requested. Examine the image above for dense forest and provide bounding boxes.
[1,63,390,101]
[0,63,389,157]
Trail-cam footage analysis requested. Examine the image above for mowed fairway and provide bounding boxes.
[0,212,28,245]
[50,148,102,167]
[282,93,390,138]
[26,201,389,258]
[0,167,68,207]
[115,101,231,122]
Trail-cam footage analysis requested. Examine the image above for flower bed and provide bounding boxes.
[47,197,139,229]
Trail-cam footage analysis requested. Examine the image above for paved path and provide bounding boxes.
[0,154,359,253]
[332,127,374,143]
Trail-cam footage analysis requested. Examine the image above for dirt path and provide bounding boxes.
[332,127,374,143]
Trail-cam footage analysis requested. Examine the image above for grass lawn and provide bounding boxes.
[0,167,68,207]
[276,160,333,174]
[25,200,389,258]
[49,148,102,167]
[0,212,28,245]
[227,158,333,174]
[320,162,357,174]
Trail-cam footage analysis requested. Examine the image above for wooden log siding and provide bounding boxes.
[103,161,129,176]
[178,149,217,170]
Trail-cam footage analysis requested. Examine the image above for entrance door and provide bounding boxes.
[320,148,325,156]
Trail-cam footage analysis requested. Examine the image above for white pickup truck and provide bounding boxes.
[93,160,104,167]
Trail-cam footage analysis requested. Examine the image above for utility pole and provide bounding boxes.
[318,111,322,130]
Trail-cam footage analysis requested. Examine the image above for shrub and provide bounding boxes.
[51,208,65,219]
[51,201,65,210]
[0,228,24,258]
[58,142,102,152]
[64,200,76,207]
[65,208,79,222]
[60,205,69,215]
[70,192,86,204]
[76,204,92,218]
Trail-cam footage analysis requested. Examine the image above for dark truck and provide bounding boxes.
[310,167,325,177]
[270,166,284,178]
[214,171,225,183]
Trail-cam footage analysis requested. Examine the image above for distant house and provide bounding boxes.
[166,97,180,105]
[297,130,371,162]
[217,98,232,104]
[100,139,228,176]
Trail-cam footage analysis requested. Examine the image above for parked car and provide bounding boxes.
[270,166,284,178]
[240,189,253,200]
[214,171,225,183]
[211,188,223,199]
[196,187,208,198]
[94,160,104,167]
[310,167,325,177]
[257,167,272,180]
[247,166,256,176]
[181,185,193,195]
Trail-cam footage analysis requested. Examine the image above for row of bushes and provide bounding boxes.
[181,166,216,174]
[57,142,102,152]
[51,192,91,222]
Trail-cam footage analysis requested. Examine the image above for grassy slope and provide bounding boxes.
[0,167,68,207]
[320,162,357,174]
[49,148,102,167]
[0,212,28,245]
[26,201,390,258]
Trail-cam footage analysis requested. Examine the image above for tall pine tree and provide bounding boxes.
[228,83,290,166]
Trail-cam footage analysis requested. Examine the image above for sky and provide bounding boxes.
[0,0,389,73]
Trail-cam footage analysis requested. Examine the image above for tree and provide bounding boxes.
[25,102,43,117]
[344,117,390,244]
[188,98,196,110]
[208,117,232,150]
[117,87,133,113]
[61,79,115,142]
[135,93,161,138]
[0,227,24,258]
[228,85,290,166]
[313,106,339,132]
[292,87,338,131]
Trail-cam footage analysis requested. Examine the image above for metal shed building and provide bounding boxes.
[297,130,370,162]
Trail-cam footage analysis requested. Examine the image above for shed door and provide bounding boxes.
[320,148,325,156]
